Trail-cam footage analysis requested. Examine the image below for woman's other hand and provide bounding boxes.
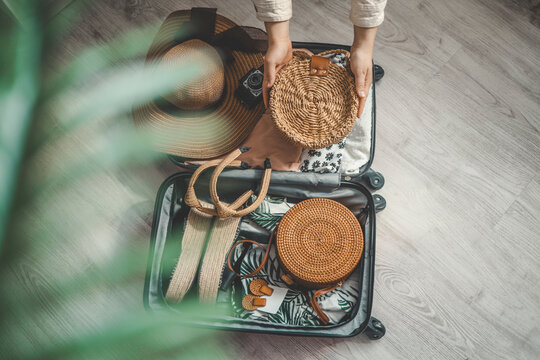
[350,26,377,117]
[263,20,293,108]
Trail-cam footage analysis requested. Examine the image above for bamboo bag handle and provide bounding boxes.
[184,148,272,218]
[184,154,252,216]
[209,149,272,218]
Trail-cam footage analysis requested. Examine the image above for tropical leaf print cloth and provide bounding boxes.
[230,196,360,325]
[246,195,293,232]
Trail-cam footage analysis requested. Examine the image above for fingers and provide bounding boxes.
[366,63,373,92]
[263,79,270,109]
[357,94,367,118]
[358,67,373,117]
[263,60,282,109]
[267,62,277,88]
[355,69,366,117]
[355,70,367,99]
[263,60,277,109]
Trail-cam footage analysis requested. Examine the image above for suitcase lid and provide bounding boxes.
[164,41,378,182]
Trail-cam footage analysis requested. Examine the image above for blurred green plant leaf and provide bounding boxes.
[44,23,161,96]
[0,1,229,359]
[0,0,41,250]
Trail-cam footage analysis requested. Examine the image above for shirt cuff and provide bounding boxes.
[350,0,387,28]
[253,0,293,22]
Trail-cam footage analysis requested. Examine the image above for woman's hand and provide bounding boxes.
[350,26,377,117]
[263,20,293,108]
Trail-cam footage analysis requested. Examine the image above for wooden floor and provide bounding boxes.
[5,0,540,359]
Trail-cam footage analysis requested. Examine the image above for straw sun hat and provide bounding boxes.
[132,9,266,159]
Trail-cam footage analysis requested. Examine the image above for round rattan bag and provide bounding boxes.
[275,198,364,289]
[270,50,359,149]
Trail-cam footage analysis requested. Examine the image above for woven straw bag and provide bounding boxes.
[227,197,364,323]
[270,50,359,149]
[275,198,364,289]
[166,150,272,304]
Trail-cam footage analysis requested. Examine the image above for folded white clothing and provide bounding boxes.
[340,85,373,174]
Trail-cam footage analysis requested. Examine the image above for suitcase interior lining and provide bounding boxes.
[144,172,375,335]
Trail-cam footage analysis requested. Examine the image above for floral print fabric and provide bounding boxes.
[299,140,346,173]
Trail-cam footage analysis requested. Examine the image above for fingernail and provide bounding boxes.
[359,91,366,98]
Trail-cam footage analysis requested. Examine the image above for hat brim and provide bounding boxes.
[132,10,265,159]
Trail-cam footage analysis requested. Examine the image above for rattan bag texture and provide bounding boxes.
[275,198,364,289]
[269,50,359,149]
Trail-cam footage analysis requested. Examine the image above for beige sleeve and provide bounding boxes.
[250,0,386,27]
[350,0,387,28]
[251,0,293,22]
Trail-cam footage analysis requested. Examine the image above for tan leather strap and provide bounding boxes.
[317,49,351,70]
[210,149,272,218]
[281,274,295,286]
[309,281,343,325]
[259,284,273,296]
[310,55,330,76]
[292,49,350,77]
[253,297,266,306]
[226,240,269,278]
[226,228,276,278]
[184,155,253,216]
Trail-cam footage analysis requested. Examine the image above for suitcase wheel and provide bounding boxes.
[367,170,385,190]
[374,64,385,82]
[373,194,386,212]
[365,317,386,340]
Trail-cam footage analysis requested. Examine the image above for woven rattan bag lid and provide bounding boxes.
[270,50,359,149]
[276,198,364,289]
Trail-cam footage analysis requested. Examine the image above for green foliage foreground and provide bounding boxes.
[0,1,225,358]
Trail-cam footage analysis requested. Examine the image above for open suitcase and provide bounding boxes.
[142,24,387,339]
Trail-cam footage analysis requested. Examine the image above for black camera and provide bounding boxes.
[235,65,264,108]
